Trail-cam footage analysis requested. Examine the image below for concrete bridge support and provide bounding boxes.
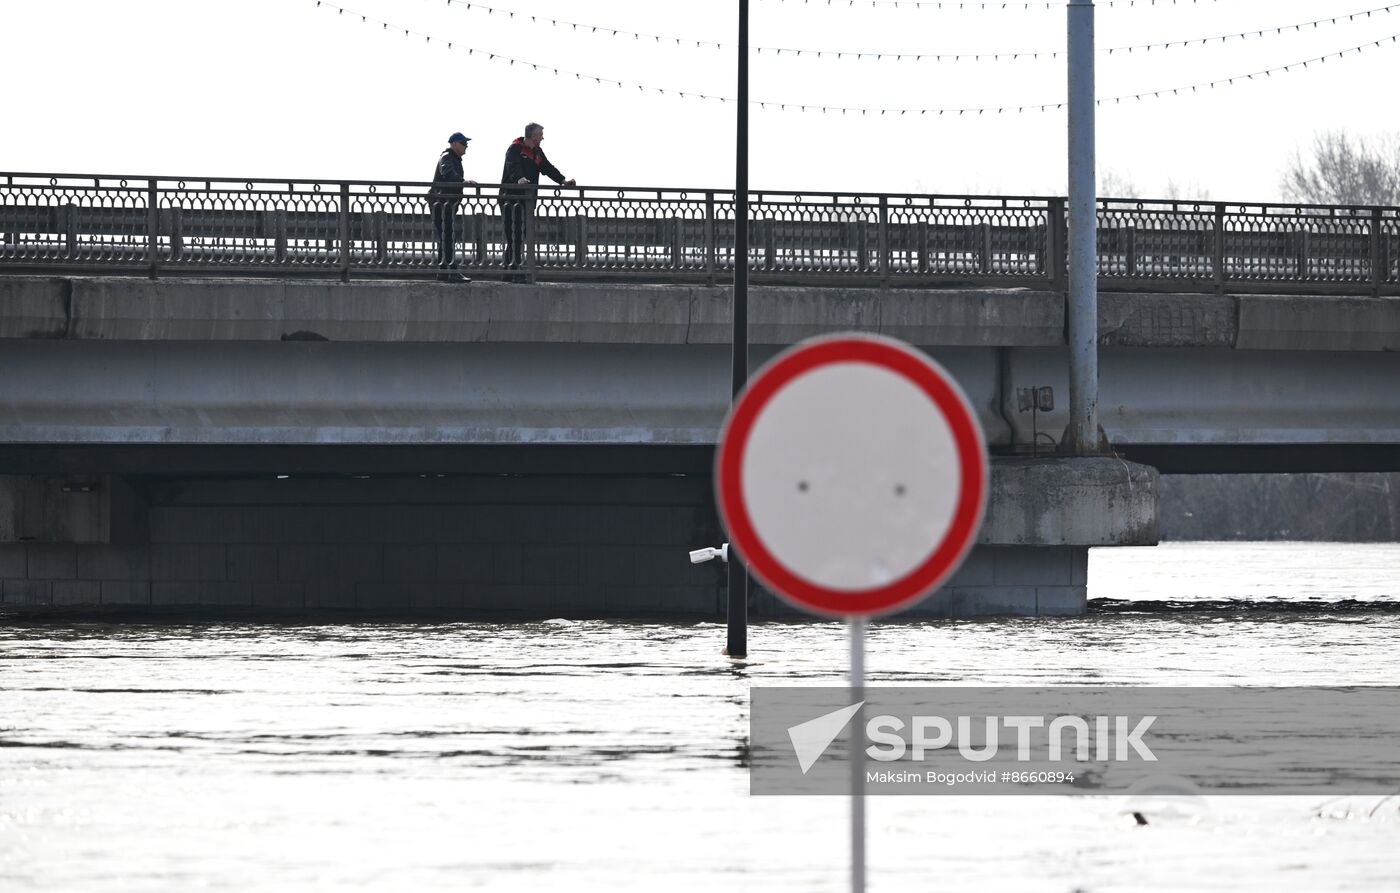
[0,458,1156,617]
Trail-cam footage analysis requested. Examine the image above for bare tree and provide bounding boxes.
[1097,168,1139,199]
[1280,130,1400,206]
[1162,178,1211,202]
[1095,171,1211,202]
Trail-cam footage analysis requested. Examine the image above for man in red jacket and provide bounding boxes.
[498,123,575,282]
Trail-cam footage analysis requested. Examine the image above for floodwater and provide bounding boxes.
[2,542,1399,892]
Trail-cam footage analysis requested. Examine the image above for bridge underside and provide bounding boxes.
[3,277,1397,616]
[0,441,1395,478]
[1,339,1398,473]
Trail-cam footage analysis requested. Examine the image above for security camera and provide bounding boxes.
[688,543,729,564]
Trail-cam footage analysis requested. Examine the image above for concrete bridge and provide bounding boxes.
[2,173,1398,619]
[3,275,1397,619]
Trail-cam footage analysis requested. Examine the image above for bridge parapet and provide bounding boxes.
[3,172,1397,295]
[5,276,1397,354]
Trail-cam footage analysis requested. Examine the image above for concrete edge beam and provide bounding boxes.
[685,285,880,345]
[1236,294,1400,351]
[1098,292,1237,348]
[10,277,1397,352]
[0,277,67,339]
[60,277,696,344]
[4,277,1068,347]
[879,288,1063,347]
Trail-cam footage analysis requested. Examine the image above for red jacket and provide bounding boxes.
[498,138,567,205]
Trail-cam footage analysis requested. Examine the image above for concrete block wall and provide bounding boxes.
[0,475,1089,618]
[0,475,148,545]
[750,546,1087,618]
[0,476,729,615]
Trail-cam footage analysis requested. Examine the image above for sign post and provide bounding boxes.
[715,333,988,892]
[728,0,750,660]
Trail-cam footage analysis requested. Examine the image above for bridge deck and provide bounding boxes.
[2,276,1398,475]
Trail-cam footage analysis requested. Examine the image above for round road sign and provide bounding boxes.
[715,334,987,617]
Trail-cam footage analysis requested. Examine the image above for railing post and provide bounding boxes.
[2,175,13,245]
[272,210,287,264]
[169,208,184,262]
[1048,197,1067,290]
[525,203,538,283]
[763,217,776,271]
[573,213,587,266]
[705,191,717,286]
[1213,202,1226,293]
[671,216,683,271]
[979,222,993,274]
[338,182,351,282]
[878,196,890,281]
[917,221,930,275]
[146,179,160,279]
[853,220,868,273]
[473,212,487,267]
[372,211,388,265]
[1372,207,1385,296]
[1125,224,1137,277]
[1295,229,1310,280]
[63,203,78,259]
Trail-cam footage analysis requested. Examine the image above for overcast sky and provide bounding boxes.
[6,0,1398,202]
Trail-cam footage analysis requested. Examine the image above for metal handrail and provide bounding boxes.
[10,170,1394,212]
[1,171,1396,294]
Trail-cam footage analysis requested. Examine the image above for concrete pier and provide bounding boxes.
[0,458,1156,617]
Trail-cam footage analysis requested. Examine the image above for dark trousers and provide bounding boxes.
[431,200,459,269]
[502,202,528,269]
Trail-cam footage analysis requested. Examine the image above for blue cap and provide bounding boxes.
[448,132,471,145]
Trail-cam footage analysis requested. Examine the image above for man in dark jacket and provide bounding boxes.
[498,123,575,281]
[429,132,477,282]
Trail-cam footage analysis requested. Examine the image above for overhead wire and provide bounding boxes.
[313,1,731,98]
[312,1,1400,115]
[439,0,726,51]
[754,0,1225,8]
[428,0,1386,62]
[767,4,1400,60]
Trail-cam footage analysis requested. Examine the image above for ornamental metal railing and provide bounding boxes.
[1,172,1397,294]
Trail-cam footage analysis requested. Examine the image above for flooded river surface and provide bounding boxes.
[3,542,1399,891]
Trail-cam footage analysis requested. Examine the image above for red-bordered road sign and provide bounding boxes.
[716,334,987,617]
